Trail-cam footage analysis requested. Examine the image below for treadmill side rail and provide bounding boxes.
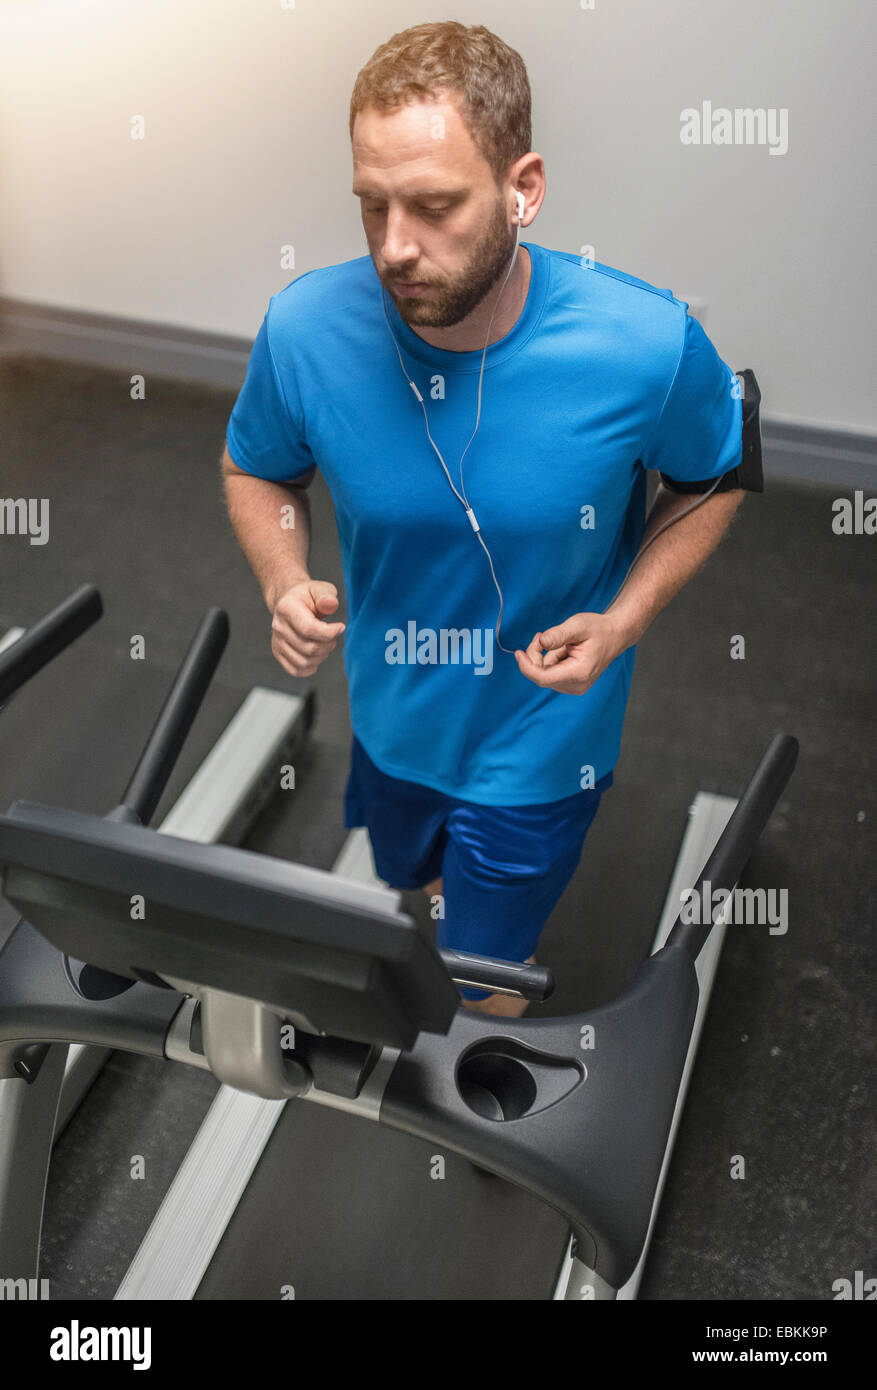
[380,943,700,1290]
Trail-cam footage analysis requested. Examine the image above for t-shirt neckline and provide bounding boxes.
[375,241,547,373]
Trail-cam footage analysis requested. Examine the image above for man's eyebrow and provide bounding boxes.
[352,185,467,199]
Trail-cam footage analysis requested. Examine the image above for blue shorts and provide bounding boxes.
[343,736,611,1000]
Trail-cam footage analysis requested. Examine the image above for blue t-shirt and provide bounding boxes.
[226,242,742,805]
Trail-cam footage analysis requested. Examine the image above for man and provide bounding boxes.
[221,22,746,1018]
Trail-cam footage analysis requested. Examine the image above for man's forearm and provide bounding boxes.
[223,474,312,611]
[605,482,744,649]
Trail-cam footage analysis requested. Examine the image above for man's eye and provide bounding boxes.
[363,205,450,217]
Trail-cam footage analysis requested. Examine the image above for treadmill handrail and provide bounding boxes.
[112,607,229,826]
[665,733,799,960]
[0,584,102,705]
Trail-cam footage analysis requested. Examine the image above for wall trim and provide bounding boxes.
[2,294,875,486]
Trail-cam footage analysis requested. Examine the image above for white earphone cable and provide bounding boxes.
[381,208,522,651]
[380,206,720,659]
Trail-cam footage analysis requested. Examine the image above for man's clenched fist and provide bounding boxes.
[270,579,345,678]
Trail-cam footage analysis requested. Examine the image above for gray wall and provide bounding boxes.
[0,0,874,432]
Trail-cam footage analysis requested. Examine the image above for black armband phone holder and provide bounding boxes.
[660,368,763,495]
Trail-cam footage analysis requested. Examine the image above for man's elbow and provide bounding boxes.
[220,444,247,479]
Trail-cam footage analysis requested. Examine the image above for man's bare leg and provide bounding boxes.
[420,878,534,1018]
[459,958,535,1017]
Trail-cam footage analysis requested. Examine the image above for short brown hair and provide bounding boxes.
[349,21,532,187]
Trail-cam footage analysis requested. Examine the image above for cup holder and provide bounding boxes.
[456,1037,583,1122]
[458,1050,537,1121]
[64,955,137,1001]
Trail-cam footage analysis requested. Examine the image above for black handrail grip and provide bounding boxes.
[665,733,799,961]
[439,949,554,1001]
[0,584,103,704]
[111,608,229,826]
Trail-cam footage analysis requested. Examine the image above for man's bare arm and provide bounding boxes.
[220,446,345,679]
[516,480,744,693]
[220,445,313,611]
[604,481,744,648]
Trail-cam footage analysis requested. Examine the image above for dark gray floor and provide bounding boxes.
[0,350,874,1299]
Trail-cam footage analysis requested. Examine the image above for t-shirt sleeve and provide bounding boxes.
[639,311,743,484]
[225,303,317,484]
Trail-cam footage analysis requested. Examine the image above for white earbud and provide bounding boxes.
[515,190,525,224]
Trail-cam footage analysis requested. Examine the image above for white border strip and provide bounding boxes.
[115,828,385,1300]
[554,790,737,1300]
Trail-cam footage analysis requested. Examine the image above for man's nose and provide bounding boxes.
[380,210,421,268]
